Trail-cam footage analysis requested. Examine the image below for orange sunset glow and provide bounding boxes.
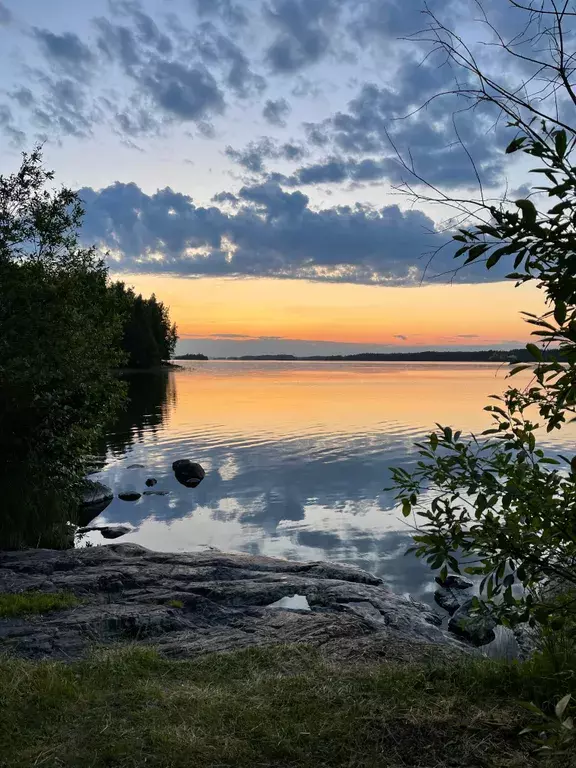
[114,274,546,349]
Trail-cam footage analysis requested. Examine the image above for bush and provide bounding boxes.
[0,149,126,549]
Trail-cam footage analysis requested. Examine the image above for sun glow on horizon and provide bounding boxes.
[111,273,546,352]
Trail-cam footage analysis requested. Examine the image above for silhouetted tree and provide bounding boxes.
[112,282,178,368]
[0,149,126,549]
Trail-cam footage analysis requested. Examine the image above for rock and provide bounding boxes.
[127,464,145,469]
[448,599,497,646]
[435,575,473,590]
[77,526,131,540]
[513,623,541,660]
[118,491,141,502]
[145,478,157,487]
[0,545,468,662]
[78,480,113,526]
[143,490,169,496]
[172,460,206,488]
[434,587,464,616]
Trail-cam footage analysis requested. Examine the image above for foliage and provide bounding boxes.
[0,149,126,549]
[0,592,80,618]
[112,282,178,368]
[390,3,576,631]
[0,643,556,767]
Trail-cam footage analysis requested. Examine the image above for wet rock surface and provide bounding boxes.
[0,544,467,662]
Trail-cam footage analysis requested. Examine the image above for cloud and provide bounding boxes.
[393,334,407,341]
[141,61,225,121]
[0,105,25,145]
[297,55,507,189]
[33,29,95,81]
[456,334,479,338]
[262,97,291,127]
[78,178,504,286]
[264,0,342,73]
[211,333,253,339]
[194,23,265,98]
[0,1,12,26]
[226,137,305,173]
[192,0,249,28]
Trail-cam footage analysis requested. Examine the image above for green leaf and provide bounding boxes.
[401,498,411,518]
[526,343,543,361]
[486,251,503,269]
[554,301,567,325]
[464,243,489,262]
[555,129,567,159]
[505,136,526,154]
[515,199,537,227]
[556,694,571,720]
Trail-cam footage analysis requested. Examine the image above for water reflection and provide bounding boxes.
[94,371,175,458]
[87,361,576,603]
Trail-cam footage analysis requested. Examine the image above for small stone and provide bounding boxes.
[127,464,145,469]
[145,478,157,487]
[143,490,169,496]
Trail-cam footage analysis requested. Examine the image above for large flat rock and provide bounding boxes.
[0,544,467,661]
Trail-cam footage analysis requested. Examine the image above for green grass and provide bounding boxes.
[0,592,80,618]
[1,643,574,768]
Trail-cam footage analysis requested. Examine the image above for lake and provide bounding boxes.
[86,361,574,605]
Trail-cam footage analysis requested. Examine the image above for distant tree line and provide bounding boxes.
[217,350,555,363]
[0,150,177,550]
[173,353,208,361]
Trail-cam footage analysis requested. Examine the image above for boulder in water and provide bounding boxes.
[172,460,205,488]
[118,490,142,502]
[145,478,157,487]
[78,480,113,526]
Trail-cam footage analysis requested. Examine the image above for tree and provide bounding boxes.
[112,282,178,368]
[0,149,126,549]
[389,2,576,629]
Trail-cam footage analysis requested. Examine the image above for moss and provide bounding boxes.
[0,592,80,618]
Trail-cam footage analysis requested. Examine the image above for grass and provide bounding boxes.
[0,643,574,767]
[0,592,80,618]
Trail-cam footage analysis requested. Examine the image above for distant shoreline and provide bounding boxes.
[174,349,545,363]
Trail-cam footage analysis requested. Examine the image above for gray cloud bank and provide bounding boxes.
[79,178,502,284]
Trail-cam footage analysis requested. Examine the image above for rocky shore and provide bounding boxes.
[0,544,469,662]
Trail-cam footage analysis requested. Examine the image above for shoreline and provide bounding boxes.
[0,543,465,662]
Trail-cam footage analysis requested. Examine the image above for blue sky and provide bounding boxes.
[0,0,566,354]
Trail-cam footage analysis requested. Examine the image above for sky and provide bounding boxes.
[0,0,557,355]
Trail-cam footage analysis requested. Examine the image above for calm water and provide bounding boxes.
[86,361,575,604]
